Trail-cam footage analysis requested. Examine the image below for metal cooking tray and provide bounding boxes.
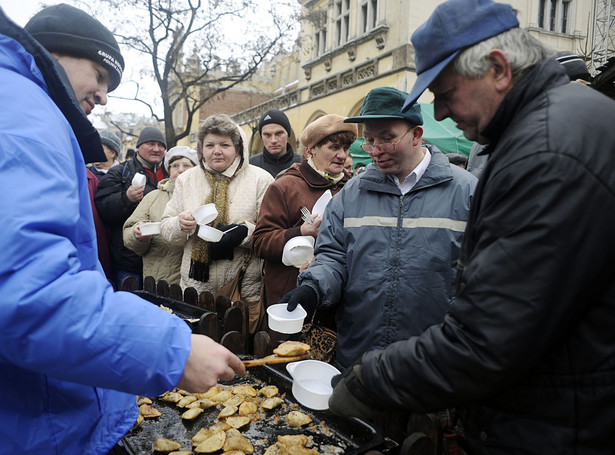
[123,364,383,455]
[132,290,209,334]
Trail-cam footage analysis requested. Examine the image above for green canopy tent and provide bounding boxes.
[419,103,474,156]
[348,103,474,167]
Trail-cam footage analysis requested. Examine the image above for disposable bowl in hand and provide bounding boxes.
[282,236,315,268]
[131,173,146,186]
[197,224,224,242]
[139,222,161,236]
[267,303,307,334]
[286,360,340,410]
[193,203,218,225]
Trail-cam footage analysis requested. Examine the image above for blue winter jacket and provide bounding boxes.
[298,148,477,369]
[0,12,191,455]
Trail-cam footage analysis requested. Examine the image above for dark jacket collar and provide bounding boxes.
[481,58,570,151]
[262,143,297,164]
[0,9,105,163]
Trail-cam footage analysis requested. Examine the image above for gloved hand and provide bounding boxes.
[210,223,248,261]
[328,363,382,420]
[281,285,318,314]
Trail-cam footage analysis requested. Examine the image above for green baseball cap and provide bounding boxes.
[344,87,423,125]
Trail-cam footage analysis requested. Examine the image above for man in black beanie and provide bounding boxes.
[0,5,244,455]
[95,125,168,290]
[249,108,302,177]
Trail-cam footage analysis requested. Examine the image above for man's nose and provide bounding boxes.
[433,100,449,121]
[94,84,108,106]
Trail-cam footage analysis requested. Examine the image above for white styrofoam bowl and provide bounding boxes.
[193,203,218,225]
[197,224,224,242]
[267,303,307,334]
[139,222,161,236]
[282,236,315,268]
[286,360,340,410]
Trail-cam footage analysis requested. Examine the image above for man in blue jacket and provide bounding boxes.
[283,87,477,371]
[0,5,244,454]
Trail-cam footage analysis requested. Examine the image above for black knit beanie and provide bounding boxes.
[136,127,167,148]
[555,51,591,82]
[258,109,292,136]
[25,4,124,92]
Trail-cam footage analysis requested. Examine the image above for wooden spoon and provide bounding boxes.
[241,353,311,368]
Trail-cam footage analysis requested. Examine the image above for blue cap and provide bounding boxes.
[402,0,519,112]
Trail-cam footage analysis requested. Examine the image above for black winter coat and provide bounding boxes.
[95,158,166,274]
[361,58,615,454]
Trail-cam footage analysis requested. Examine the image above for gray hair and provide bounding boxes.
[453,28,553,81]
[196,114,243,160]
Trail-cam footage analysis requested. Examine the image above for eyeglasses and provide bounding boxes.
[169,162,195,170]
[360,128,412,153]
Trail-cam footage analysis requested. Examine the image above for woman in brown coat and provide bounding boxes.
[253,114,357,307]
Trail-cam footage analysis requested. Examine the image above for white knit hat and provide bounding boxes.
[164,146,198,172]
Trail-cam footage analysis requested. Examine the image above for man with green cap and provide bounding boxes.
[283,86,476,368]
[281,86,476,447]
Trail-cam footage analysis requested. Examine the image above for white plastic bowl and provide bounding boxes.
[267,303,307,334]
[286,360,340,410]
[139,222,161,236]
[282,236,315,268]
[131,173,146,186]
[197,224,224,242]
[193,203,218,225]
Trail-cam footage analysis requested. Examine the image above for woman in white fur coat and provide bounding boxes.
[161,114,273,331]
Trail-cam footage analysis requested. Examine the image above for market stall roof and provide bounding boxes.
[419,103,474,156]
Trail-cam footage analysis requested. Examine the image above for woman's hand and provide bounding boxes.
[133,221,151,241]
[300,215,322,237]
[179,211,197,235]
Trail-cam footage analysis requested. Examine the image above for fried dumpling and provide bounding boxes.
[136,395,152,406]
[264,442,289,455]
[139,404,161,418]
[223,394,245,407]
[238,401,258,416]
[153,437,181,452]
[261,397,284,410]
[177,395,198,408]
[218,405,238,419]
[194,430,226,453]
[273,341,311,357]
[225,416,251,429]
[232,384,258,397]
[259,385,279,398]
[159,391,183,403]
[285,411,312,427]
[182,407,204,420]
[187,398,216,409]
[223,434,254,453]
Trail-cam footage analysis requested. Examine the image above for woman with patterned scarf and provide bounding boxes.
[161,114,274,332]
[253,114,357,309]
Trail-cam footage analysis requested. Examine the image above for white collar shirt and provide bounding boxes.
[389,148,432,195]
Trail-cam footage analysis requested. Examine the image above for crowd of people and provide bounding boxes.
[1,0,614,454]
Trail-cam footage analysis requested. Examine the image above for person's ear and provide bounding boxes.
[411,125,423,146]
[487,49,512,92]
